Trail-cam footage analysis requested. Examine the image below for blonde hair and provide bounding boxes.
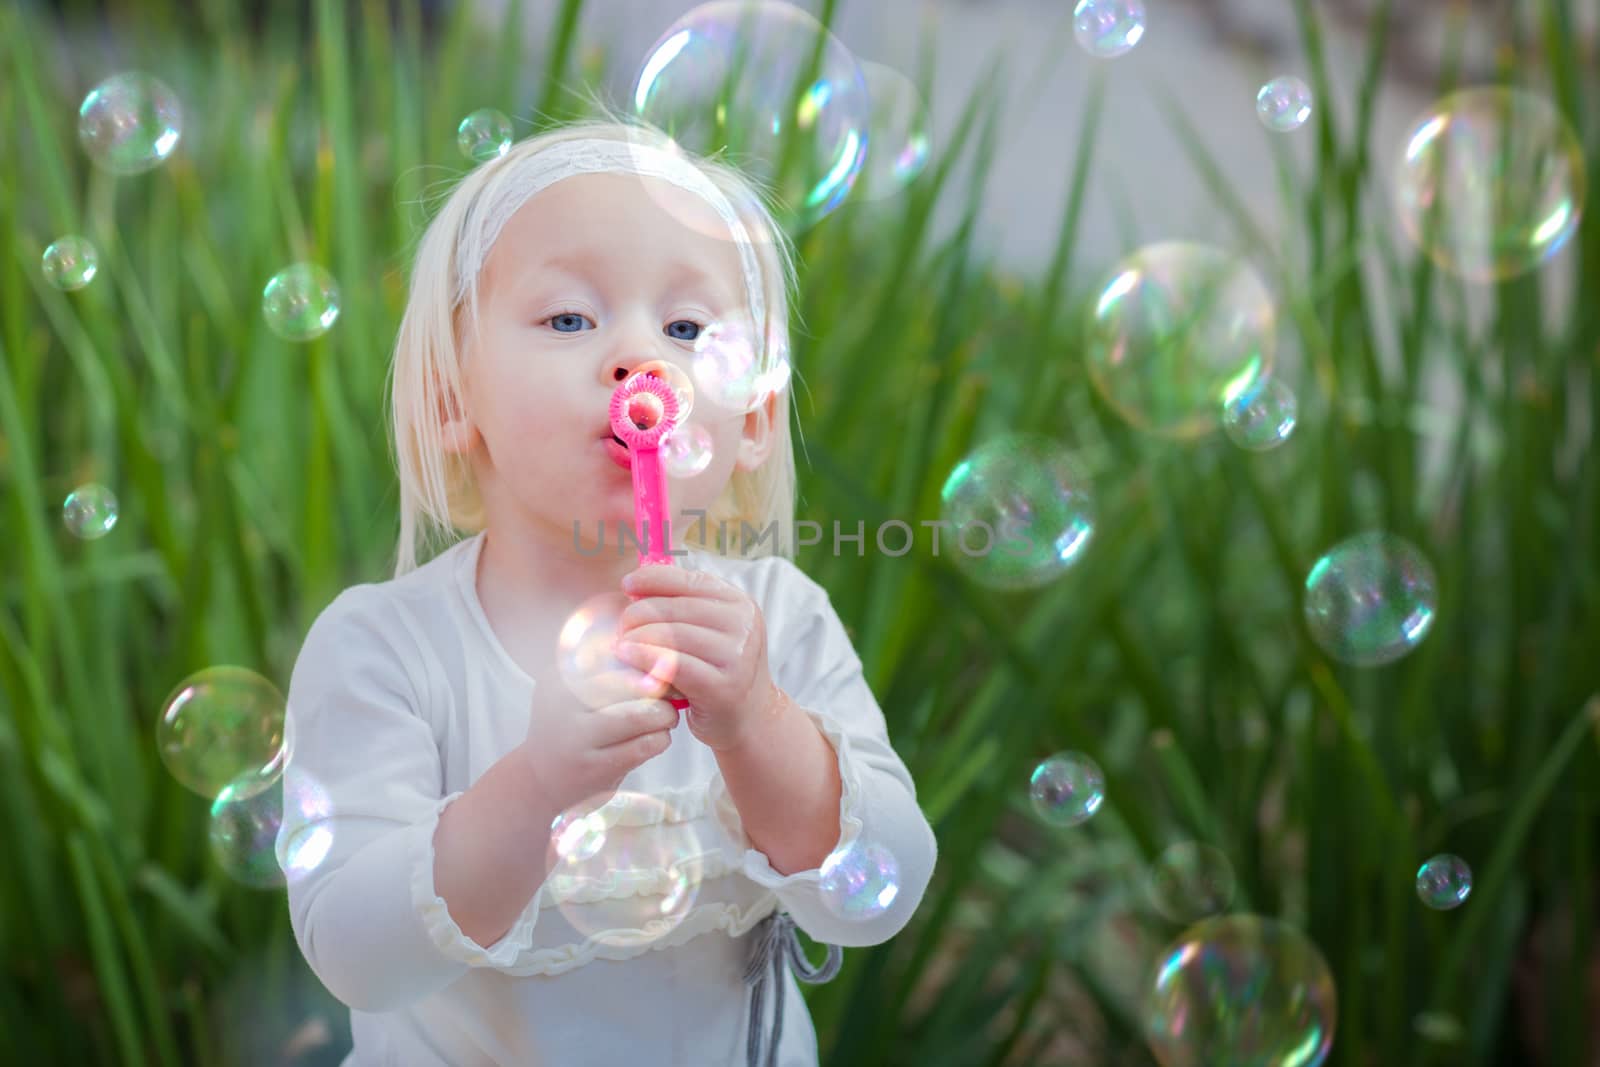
[386,109,802,578]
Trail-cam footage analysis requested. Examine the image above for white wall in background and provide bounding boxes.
[473,0,1463,281]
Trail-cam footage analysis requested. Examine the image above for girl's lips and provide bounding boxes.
[603,437,632,470]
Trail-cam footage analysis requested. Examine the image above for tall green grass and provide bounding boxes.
[1,0,1596,1063]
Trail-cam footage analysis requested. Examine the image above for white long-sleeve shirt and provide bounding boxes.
[274,530,938,1066]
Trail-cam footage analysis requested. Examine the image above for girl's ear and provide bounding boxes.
[437,378,479,456]
[733,387,780,472]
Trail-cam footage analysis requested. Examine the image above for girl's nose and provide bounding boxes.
[601,316,671,385]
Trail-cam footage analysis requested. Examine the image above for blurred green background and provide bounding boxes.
[4,0,1599,1063]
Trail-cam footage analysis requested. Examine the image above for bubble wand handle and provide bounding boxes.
[609,373,690,709]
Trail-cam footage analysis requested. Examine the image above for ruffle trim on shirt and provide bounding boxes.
[707,704,866,888]
[540,845,738,906]
[411,792,544,969]
[410,781,790,977]
[490,893,779,977]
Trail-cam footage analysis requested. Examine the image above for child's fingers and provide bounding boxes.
[616,622,728,668]
[621,565,740,600]
[588,698,679,750]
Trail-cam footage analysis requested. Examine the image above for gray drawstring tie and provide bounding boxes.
[743,910,843,1067]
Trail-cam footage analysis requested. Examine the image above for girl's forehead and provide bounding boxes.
[517,171,728,233]
[497,174,746,283]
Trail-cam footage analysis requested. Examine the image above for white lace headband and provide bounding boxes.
[453,137,768,353]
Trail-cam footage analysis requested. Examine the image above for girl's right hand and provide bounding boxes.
[519,695,680,817]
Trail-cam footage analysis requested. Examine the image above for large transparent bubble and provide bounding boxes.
[546,790,707,949]
[939,434,1095,591]
[1303,532,1437,667]
[157,667,290,801]
[1394,87,1586,282]
[78,72,182,175]
[558,593,682,708]
[1144,915,1337,1067]
[1085,242,1274,439]
[632,0,870,235]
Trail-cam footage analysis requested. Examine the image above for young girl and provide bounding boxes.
[274,114,938,1066]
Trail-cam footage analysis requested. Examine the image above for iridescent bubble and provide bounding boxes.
[1073,0,1147,59]
[1303,532,1437,667]
[262,263,341,342]
[1416,854,1472,910]
[546,790,706,949]
[78,72,182,175]
[278,775,335,885]
[1256,76,1313,132]
[854,60,931,203]
[691,318,772,413]
[661,423,715,478]
[1028,751,1105,827]
[1085,242,1275,439]
[558,593,680,708]
[210,770,332,890]
[1145,915,1337,1067]
[631,360,696,421]
[41,236,99,290]
[551,803,611,863]
[939,434,1095,591]
[632,0,870,234]
[1222,376,1298,451]
[457,108,513,163]
[1394,87,1586,282]
[62,483,118,539]
[820,840,901,920]
[1147,842,1236,924]
[158,667,290,801]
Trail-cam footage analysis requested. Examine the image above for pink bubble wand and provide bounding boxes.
[609,373,691,710]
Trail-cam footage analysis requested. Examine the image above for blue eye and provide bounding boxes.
[544,313,703,339]
[550,312,591,333]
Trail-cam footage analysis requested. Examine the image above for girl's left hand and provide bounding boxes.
[614,565,780,753]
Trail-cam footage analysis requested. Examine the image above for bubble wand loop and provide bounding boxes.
[609,373,691,710]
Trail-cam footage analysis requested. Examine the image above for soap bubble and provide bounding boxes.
[1085,242,1275,439]
[632,0,870,234]
[691,318,774,413]
[558,593,682,708]
[262,263,341,342]
[551,803,612,863]
[275,773,337,886]
[62,483,119,539]
[210,770,332,890]
[547,790,706,949]
[1029,751,1105,827]
[1256,76,1313,132]
[939,434,1095,591]
[1073,0,1147,58]
[41,236,99,290]
[78,72,182,175]
[820,840,901,920]
[661,423,715,477]
[1144,915,1337,1067]
[853,60,931,203]
[457,108,513,163]
[631,360,696,421]
[1222,376,1298,451]
[1394,87,1586,282]
[1303,532,1437,667]
[157,667,290,801]
[1416,854,1472,910]
[1147,842,1236,924]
